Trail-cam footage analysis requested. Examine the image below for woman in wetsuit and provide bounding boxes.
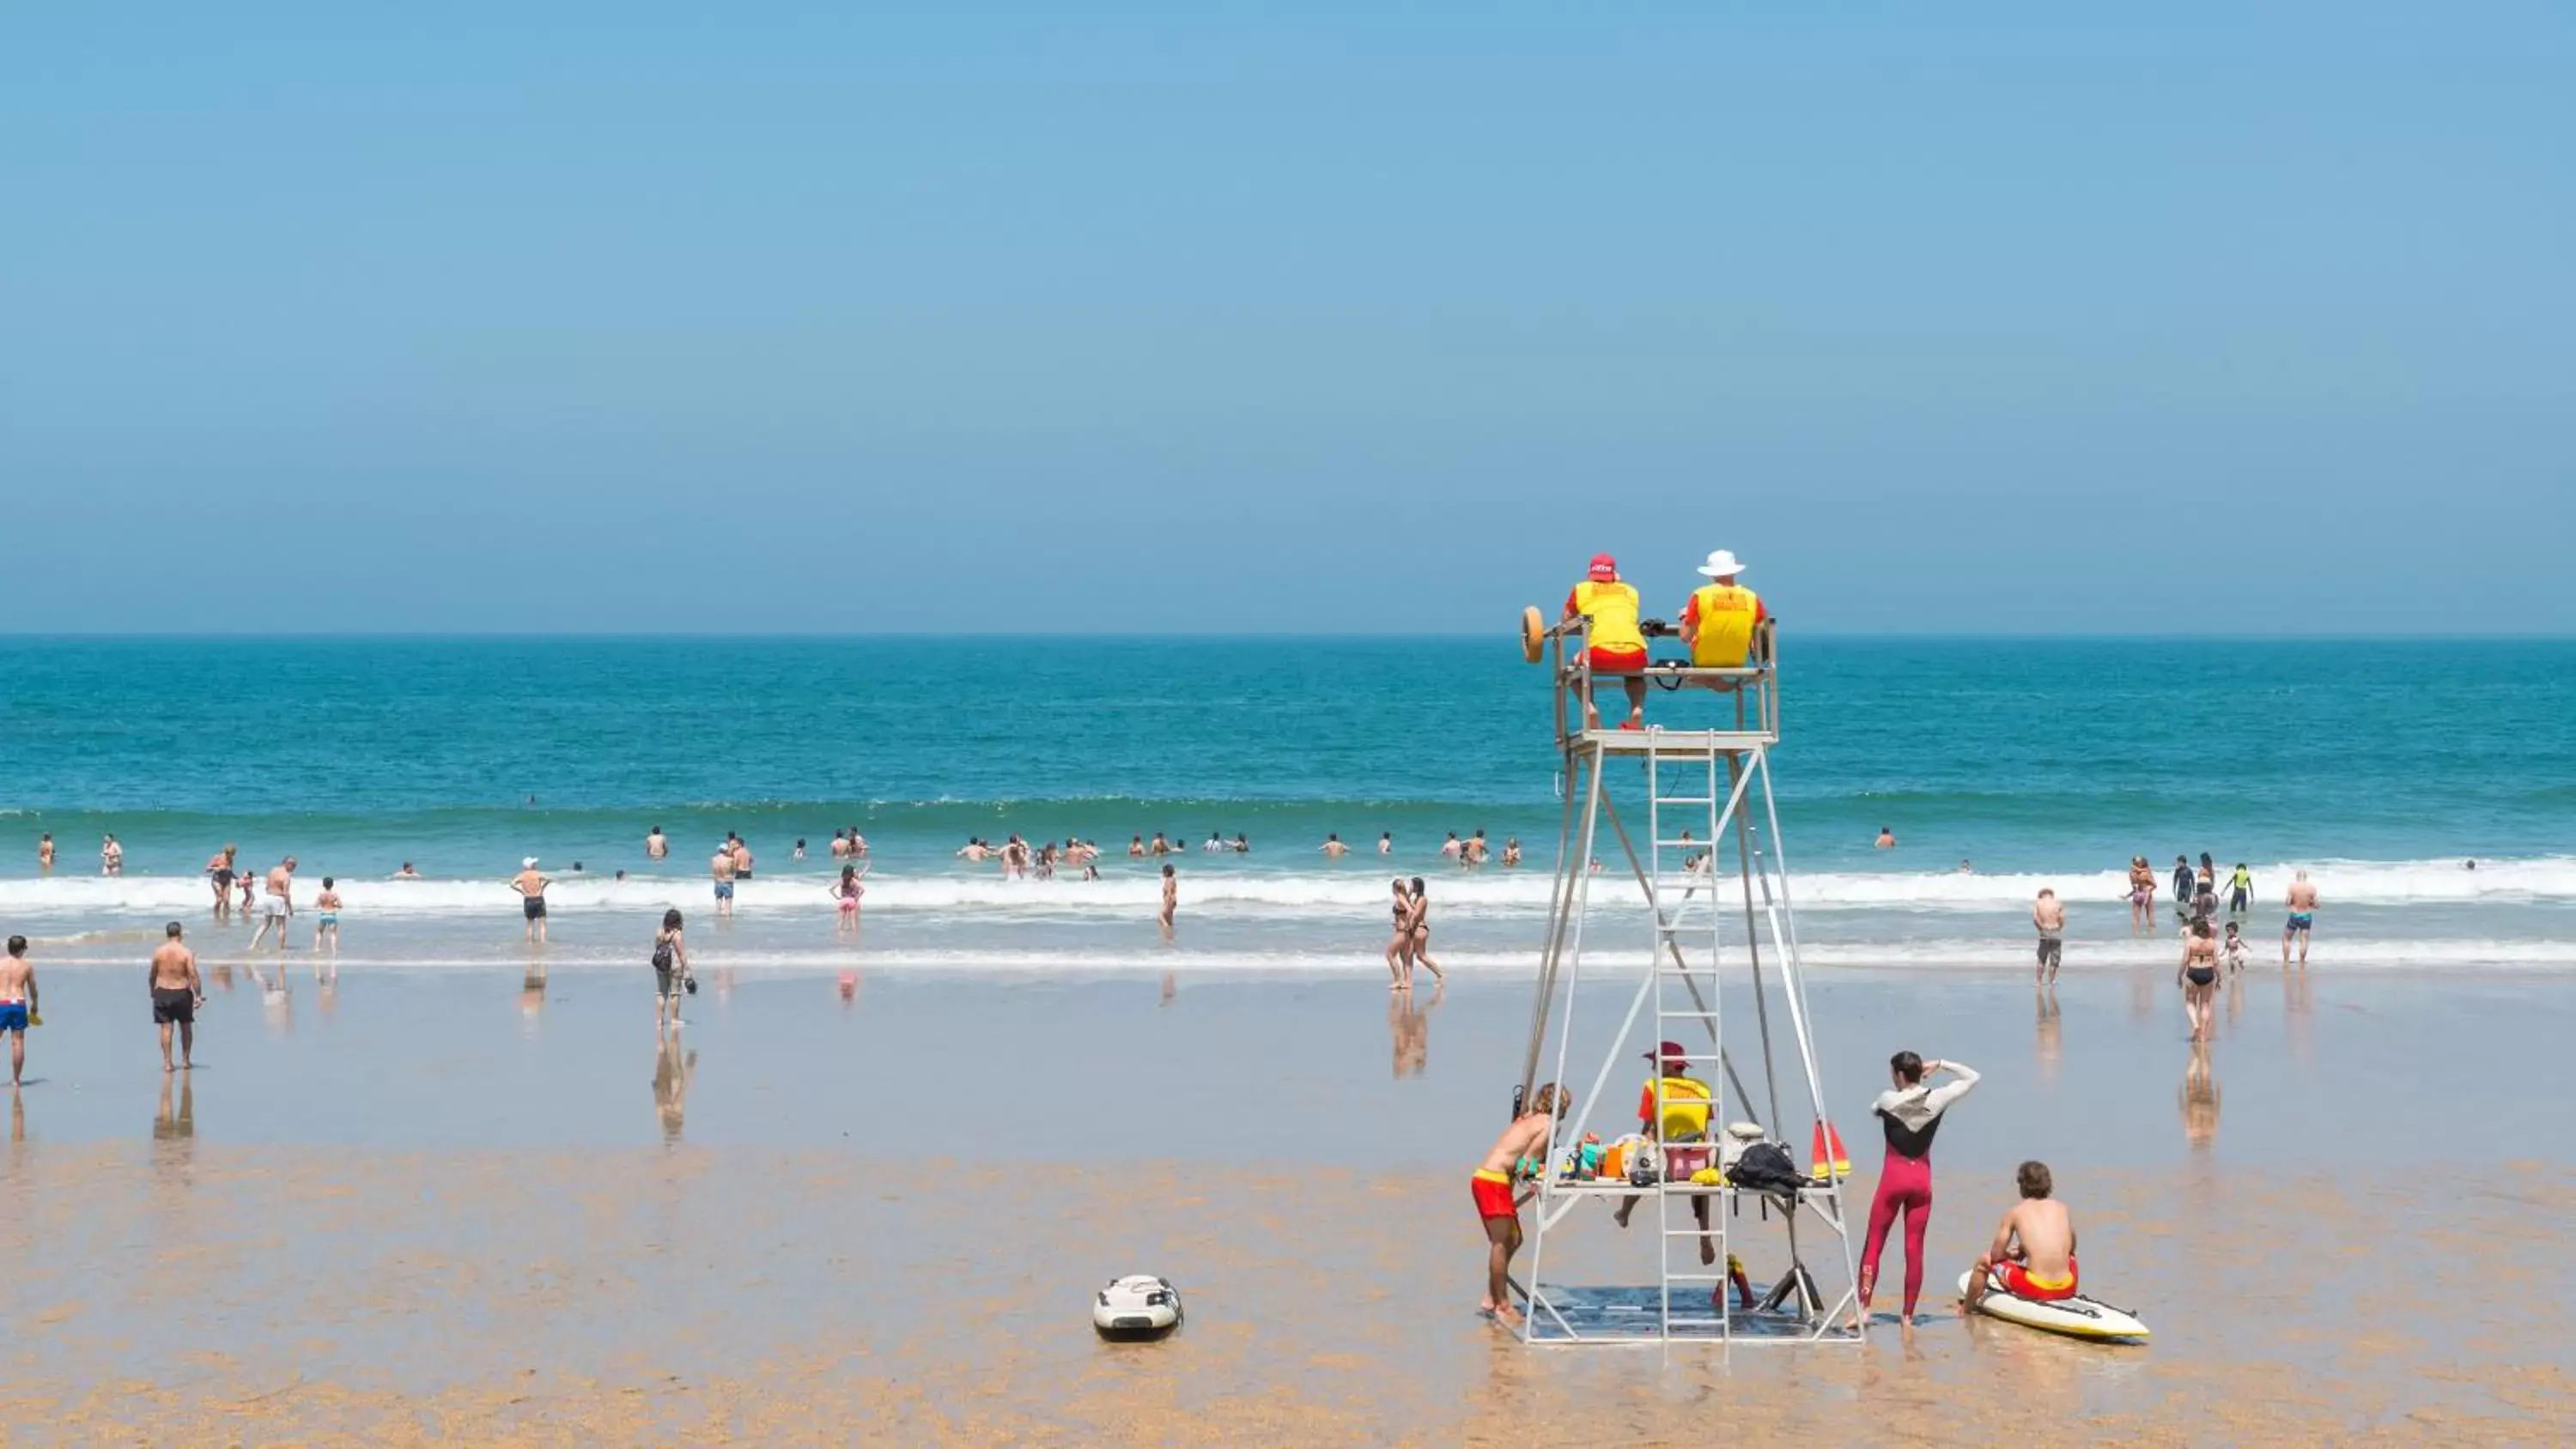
[1856,1051,1979,1325]
[2178,919,2221,1042]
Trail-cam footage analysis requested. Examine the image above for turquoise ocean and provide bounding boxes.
[3,636,2570,975]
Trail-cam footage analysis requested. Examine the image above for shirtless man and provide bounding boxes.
[1440,833,1461,861]
[710,842,738,917]
[1963,1161,2079,1313]
[0,937,39,1088]
[2283,870,2319,967]
[149,923,205,1072]
[731,838,755,882]
[101,833,125,876]
[1875,827,1896,850]
[1320,833,1350,858]
[206,845,239,919]
[2032,888,2065,985]
[958,838,993,864]
[1472,1083,1570,1325]
[511,858,551,943]
[645,825,669,861]
[247,856,297,951]
[1158,864,1177,937]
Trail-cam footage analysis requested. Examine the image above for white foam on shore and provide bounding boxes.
[7,855,2568,918]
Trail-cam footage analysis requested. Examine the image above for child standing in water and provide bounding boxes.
[830,864,865,935]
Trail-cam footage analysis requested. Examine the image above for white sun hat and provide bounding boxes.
[522,857,539,869]
[1696,549,1748,578]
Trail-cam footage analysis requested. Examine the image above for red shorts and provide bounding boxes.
[1472,1170,1518,1222]
[1587,646,1648,675]
[2000,1257,2078,1301]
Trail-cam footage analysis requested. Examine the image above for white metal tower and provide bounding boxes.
[1509,610,1861,1347]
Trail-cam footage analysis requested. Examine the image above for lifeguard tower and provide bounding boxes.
[1508,605,1861,1348]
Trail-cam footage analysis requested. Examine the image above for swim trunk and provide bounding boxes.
[2129,888,2148,905]
[714,881,734,900]
[152,987,195,1025]
[2037,932,2062,967]
[318,913,339,929]
[1471,1168,1518,1222]
[2186,967,2216,987]
[1999,1258,2078,1301]
[0,1003,24,1034]
[2229,888,2249,911]
[261,895,289,919]
[1586,646,1648,675]
[523,897,547,920]
[2287,912,2312,933]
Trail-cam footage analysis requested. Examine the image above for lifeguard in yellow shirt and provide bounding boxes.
[1562,552,1649,730]
[1679,549,1766,688]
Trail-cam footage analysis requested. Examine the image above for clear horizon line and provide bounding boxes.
[2,629,2573,644]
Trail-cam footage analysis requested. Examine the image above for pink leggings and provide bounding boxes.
[1858,1151,1933,1315]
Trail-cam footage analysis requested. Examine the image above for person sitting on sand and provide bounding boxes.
[1963,1160,2078,1309]
[1473,1084,1569,1325]
[1610,1041,1717,1264]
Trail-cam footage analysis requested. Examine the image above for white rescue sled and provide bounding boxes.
[1093,1275,1184,1341]
[1958,1270,2149,1343]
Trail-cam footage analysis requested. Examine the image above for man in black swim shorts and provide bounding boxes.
[149,922,205,1072]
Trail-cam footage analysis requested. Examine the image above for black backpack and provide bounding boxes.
[1728,1141,1807,1196]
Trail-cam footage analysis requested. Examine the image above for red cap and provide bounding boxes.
[1588,553,1618,581]
[1643,1040,1689,1065]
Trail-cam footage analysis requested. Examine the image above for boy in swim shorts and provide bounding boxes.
[1963,1160,2078,1310]
[0,936,37,1088]
[1473,1084,1568,1327]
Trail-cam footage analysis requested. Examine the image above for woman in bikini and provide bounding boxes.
[2127,856,2155,931]
[1407,877,1445,985]
[1384,878,1414,988]
[2178,918,2221,1042]
[830,864,866,936]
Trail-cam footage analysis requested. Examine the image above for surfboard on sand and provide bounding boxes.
[1957,1270,2149,1343]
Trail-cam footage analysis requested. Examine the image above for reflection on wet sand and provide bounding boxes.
[2181,1044,2221,1150]
[155,1073,195,1147]
[652,1040,694,1143]
[2034,985,2061,1085]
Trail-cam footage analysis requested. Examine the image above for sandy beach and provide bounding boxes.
[1,964,2570,1443]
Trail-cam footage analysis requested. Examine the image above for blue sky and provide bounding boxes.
[4,3,2571,634]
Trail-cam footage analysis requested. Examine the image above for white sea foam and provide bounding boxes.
[6,856,2567,919]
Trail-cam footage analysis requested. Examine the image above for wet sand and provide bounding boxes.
[3,1143,2571,1445]
[3,963,2572,1442]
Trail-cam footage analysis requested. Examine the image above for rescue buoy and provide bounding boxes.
[1092,1274,1183,1340]
[1521,606,1545,664]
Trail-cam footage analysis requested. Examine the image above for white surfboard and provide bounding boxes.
[1957,1270,2149,1343]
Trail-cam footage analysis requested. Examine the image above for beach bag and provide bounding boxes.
[1728,1141,1807,1196]
[1716,1121,1767,1173]
[650,936,674,972]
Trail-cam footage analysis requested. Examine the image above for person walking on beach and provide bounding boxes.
[2283,870,2318,967]
[2126,857,2155,929]
[830,864,865,934]
[206,845,239,920]
[710,841,737,917]
[2032,888,2065,985]
[1473,1083,1569,1327]
[645,825,668,861]
[247,857,297,951]
[313,877,343,956]
[2170,856,2195,914]
[1856,1052,1978,1326]
[1407,878,1446,985]
[651,908,690,1034]
[1158,864,1177,939]
[0,937,38,1088]
[2178,919,2220,1041]
[1384,878,1415,988]
[149,923,204,1072]
[512,858,552,944]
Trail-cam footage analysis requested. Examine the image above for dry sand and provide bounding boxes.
[3,1129,2569,1446]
